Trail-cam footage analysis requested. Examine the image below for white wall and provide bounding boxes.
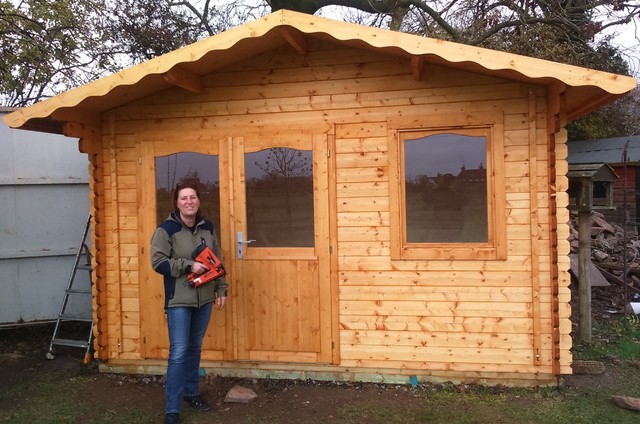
[0,110,91,325]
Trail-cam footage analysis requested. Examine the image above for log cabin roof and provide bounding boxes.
[568,136,640,165]
[3,9,637,134]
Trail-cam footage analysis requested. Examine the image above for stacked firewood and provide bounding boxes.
[568,211,640,296]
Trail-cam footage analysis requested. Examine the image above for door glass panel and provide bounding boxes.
[155,152,221,241]
[245,147,314,247]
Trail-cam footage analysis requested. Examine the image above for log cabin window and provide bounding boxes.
[390,122,506,260]
[244,147,314,247]
[155,152,221,241]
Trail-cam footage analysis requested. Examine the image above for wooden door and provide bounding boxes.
[139,134,336,364]
[229,135,334,363]
[138,138,232,360]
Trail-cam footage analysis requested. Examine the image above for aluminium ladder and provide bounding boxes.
[46,215,94,363]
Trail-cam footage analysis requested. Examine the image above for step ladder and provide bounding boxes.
[46,215,94,363]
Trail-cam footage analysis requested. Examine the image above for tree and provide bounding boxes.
[255,148,311,181]
[98,0,201,62]
[0,0,271,107]
[254,148,312,219]
[0,0,121,107]
[94,0,271,64]
[266,1,640,46]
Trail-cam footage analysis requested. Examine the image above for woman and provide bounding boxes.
[150,182,227,424]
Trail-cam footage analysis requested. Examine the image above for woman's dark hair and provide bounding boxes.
[172,182,201,209]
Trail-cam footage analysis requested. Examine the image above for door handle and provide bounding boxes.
[237,232,256,260]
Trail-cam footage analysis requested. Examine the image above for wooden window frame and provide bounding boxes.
[388,112,506,261]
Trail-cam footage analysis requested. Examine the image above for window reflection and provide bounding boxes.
[245,147,314,247]
[155,153,221,241]
[404,133,488,243]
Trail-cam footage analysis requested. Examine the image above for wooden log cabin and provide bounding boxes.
[4,10,636,386]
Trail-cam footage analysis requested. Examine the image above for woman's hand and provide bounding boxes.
[216,296,227,310]
[191,261,209,274]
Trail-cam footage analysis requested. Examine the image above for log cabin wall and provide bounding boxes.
[91,38,572,385]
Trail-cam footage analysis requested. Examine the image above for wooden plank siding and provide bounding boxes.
[87,39,571,383]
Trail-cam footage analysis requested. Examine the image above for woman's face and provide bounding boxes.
[176,188,200,219]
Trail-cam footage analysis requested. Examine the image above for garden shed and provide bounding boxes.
[568,136,640,225]
[3,10,637,386]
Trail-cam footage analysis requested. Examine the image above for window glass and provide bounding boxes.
[245,147,314,247]
[404,132,488,243]
[155,153,221,241]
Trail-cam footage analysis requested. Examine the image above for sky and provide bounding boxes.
[601,20,640,76]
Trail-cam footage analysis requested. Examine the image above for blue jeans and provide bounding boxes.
[165,302,213,413]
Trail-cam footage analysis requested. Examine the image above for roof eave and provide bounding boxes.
[566,90,630,122]
[3,9,636,134]
[17,118,65,134]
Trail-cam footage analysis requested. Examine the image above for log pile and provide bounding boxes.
[568,211,640,301]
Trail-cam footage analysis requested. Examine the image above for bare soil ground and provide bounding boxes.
[0,326,447,423]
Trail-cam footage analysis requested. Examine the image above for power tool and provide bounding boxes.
[186,244,225,288]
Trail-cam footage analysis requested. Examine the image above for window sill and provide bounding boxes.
[393,244,504,261]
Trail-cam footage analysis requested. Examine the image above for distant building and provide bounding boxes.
[567,136,640,225]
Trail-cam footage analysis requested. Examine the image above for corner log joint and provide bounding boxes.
[78,138,102,154]
[63,121,101,140]
[52,108,101,129]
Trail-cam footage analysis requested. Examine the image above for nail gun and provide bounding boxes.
[186,243,225,288]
